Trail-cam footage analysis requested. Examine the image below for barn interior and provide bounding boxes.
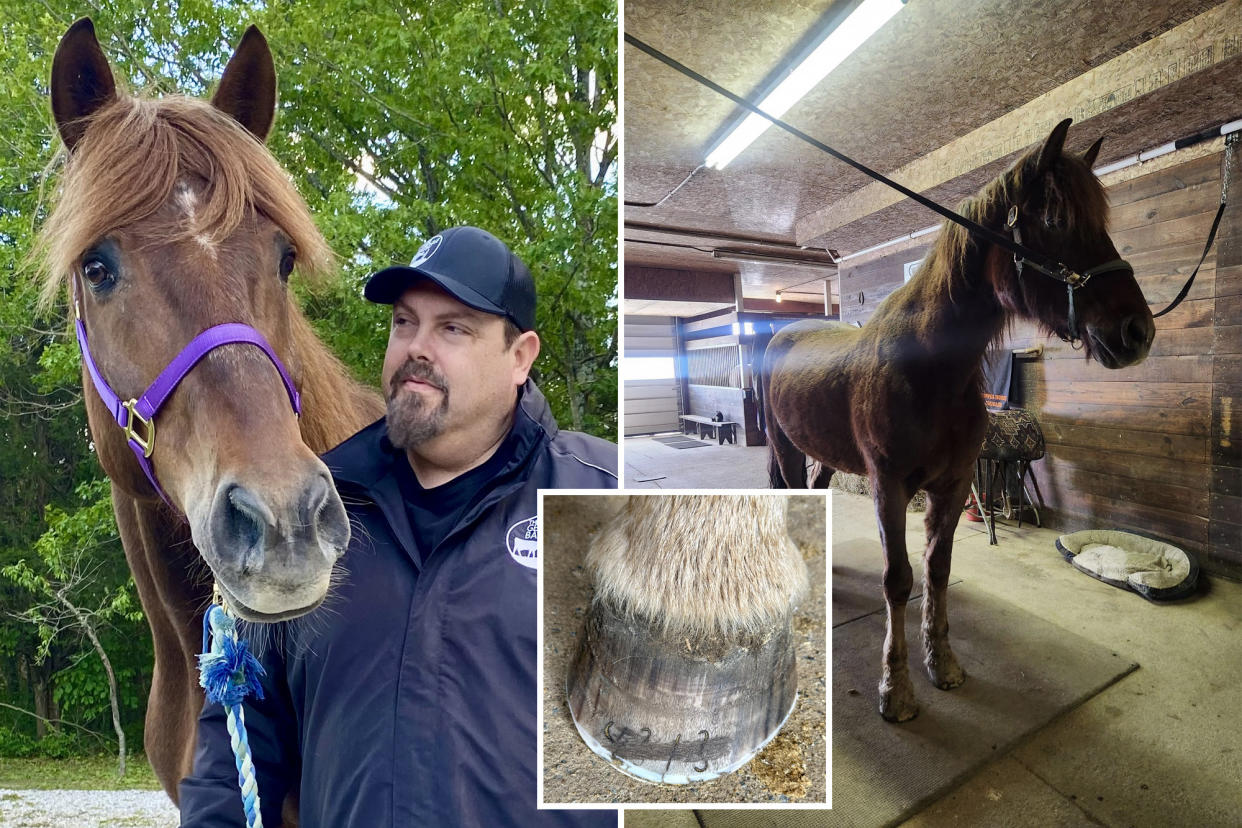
[621,0,1242,824]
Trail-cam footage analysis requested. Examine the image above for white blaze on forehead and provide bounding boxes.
[175,181,198,217]
[174,181,217,258]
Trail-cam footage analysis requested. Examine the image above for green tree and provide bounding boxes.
[4,479,144,774]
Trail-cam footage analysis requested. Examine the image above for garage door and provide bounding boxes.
[623,315,680,436]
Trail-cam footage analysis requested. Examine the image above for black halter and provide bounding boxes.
[1002,204,1135,345]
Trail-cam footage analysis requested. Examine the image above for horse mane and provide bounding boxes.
[290,308,386,453]
[35,92,332,309]
[911,141,1109,317]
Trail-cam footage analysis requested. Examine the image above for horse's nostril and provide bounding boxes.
[1121,315,1151,350]
[213,484,273,569]
[302,472,347,558]
[300,474,333,530]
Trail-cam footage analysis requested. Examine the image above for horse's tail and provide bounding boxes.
[750,325,774,436]
[750,324,796,488]
[752,324,813,489]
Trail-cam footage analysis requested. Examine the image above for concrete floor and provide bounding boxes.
[618,437,1242,826]
[625,435,772,488]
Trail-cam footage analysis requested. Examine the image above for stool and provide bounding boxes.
[971,409,1046,545]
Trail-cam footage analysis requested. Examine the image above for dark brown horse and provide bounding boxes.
[757,120,1154,722]
[37,20,383,798]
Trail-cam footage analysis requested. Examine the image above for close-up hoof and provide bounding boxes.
[567,599,798,784]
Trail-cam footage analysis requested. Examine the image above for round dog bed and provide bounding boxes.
[1055,530,1199,602]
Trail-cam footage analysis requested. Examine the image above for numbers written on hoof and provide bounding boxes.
[602,722,712,773]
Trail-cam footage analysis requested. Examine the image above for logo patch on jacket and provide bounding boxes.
[506,516,539,570]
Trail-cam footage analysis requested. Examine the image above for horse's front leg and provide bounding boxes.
[921,477,970,690]
[873,476,918,722]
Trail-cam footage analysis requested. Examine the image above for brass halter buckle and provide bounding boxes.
[121,399,155,458]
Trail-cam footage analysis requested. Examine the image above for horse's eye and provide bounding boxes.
[278,249,296,280]
[83,258,113,288]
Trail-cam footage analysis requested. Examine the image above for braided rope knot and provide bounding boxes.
[199,602,265,828]
[199,606,266,707]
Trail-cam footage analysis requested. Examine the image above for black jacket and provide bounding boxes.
[179,381,618,826]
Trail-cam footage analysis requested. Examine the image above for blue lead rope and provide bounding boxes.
[199,601,266,828]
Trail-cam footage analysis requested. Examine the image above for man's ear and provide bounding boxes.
[510,331,541,385]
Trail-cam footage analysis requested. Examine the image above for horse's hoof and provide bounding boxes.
[567,599,799,785]
[925,650,966,690]
[878,681,919,722]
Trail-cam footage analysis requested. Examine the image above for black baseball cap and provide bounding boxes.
[364,226,536,331]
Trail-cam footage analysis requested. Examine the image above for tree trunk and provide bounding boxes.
[33,660,51,740]
[58,593,126,776]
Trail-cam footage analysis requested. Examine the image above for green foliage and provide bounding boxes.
[0,754,163,789]
[0,726,39,758]
[0,0,617,757]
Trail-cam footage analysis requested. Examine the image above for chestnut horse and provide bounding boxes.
[756,120,1154,722]
[37,20,383,798]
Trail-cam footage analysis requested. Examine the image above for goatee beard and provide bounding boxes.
[386,360,449,449]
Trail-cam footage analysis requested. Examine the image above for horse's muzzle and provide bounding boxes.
[201,468,348,620]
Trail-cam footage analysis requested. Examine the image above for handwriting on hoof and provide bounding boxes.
[692,730,710,773]
[602,722,716,773]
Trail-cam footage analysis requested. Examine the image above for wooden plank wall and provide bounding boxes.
[839,241,932,325]
[1210,137,1241,574]
[835,146,1240,576]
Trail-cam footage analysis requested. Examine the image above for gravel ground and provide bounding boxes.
[0,789,178,827]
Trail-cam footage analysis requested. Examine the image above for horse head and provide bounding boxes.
[989,119,1155,368]
[44,19,348,621]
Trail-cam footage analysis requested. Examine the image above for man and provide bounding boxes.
[180,226,618,826]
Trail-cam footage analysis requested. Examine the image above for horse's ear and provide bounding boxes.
[1036,118,1073,175]
[1082,136,1104,169]
[51,18,117,153]
[212,26,276,142]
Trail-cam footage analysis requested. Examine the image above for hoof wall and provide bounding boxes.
[567,601,798,784]
[926,652,967,690]
[878,683,919,723]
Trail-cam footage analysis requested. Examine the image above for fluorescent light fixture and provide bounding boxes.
[705,0,905,170]
[712,250,837,269]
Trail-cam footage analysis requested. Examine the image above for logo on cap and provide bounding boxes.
[410,235,443,267]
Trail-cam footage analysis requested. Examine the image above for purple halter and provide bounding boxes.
[72,279,302,507]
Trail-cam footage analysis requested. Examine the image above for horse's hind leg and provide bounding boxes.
[766,417,807,488]
[873,475,918,722]
[808,461,834,489]
[921,477,971,690]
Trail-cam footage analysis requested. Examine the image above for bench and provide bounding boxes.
[679,414,739,445]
